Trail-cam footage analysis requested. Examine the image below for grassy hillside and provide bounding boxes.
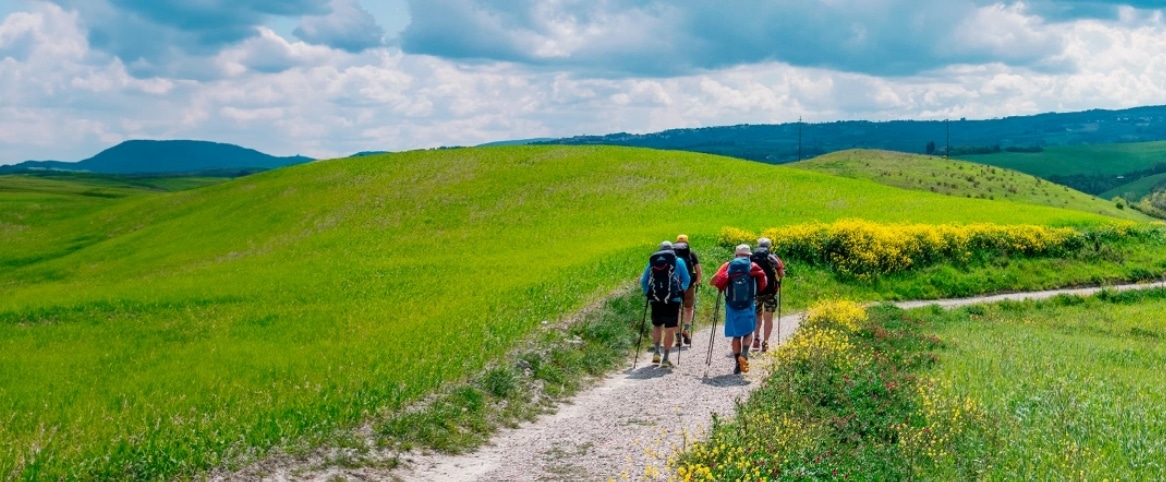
[1102,171,1166,201]
[0,146,1135,479]
[959,141,1166,178]
[789,150,1148,221]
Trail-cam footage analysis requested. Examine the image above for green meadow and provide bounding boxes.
[0,145,1152,479]
[1102,171,1166,201]
[679,291,1166,480]
[961,140,1166,178]
[791,149,1147,220]
[914,291,1166,478]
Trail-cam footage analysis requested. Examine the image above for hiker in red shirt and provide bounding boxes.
[710,244,767,374]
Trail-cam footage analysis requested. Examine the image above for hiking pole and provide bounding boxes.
[675,305,682,367]
[632,298,649,369]
[704,291,722,378]
[776,282,782,344]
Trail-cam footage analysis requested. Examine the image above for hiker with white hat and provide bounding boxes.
[709,244,767,374]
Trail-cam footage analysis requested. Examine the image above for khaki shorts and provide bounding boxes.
[755,292,777,314]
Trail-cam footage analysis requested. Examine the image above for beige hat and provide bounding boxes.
[735,244,751,256]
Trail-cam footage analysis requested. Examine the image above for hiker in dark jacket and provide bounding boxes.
[751,237,786,352]
[710,244,767,374]
[640,241,691,368]
[672,234,702,346]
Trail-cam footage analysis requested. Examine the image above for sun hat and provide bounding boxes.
[735,244,751,256]
[676,234,689,243]
[660,240,673,250]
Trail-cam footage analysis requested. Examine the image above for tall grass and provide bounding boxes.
[0,146,1136,479]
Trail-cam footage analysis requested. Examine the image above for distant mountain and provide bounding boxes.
[542,105,1166,164]
[0,140,313,175]
[477,138,555,147]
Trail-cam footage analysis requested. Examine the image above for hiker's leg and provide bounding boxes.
[682,286,695,327]
[662,302,680,352]
[731,336,742,355]
[762,310,774,342]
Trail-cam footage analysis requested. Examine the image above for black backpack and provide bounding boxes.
[648,249,682,303]
[751,247,778,295]
[672,242,697,279]
[726,257,756,310]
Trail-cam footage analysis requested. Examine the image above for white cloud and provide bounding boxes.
[3,1,1166,165]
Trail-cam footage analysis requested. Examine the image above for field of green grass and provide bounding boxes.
[960,141,1166,178]
[791,150,1147,221]
[0,145,1150,479]
[680,291,1166,480]
[1102,171,1166,201]
[913,291,1166,478]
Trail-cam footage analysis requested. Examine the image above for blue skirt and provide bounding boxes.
[723,306,756,338]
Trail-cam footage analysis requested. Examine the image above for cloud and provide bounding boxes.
[44,0,331,77]
[294,0,385,52]
[398,0,1163,77]
[3,0,1166,167]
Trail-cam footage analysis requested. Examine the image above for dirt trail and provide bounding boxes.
[231,281,1166,481]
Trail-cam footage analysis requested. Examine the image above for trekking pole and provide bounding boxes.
[675,305,682,367]
[632,298,649,369]
[704,291,722,377]
[776,282,782,344]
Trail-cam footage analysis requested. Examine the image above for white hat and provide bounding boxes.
[758,237,772,248]
[660,240,673,250]
[735,244,751,256]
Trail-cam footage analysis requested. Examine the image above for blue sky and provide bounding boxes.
[1,0,1165,163]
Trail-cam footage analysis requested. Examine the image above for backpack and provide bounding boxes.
[672,242,697,279]
[751,247,778,295]
[725,257,756,310]
[647,249,682,303]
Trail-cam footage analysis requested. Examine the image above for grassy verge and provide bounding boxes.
[675,291,1166,480]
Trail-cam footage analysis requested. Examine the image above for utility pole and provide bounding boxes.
[945,118,950,160]
[797,116,803,161]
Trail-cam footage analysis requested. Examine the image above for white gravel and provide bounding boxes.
[220,281,1166,481]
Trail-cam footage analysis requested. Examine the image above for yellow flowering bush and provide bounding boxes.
[721,219,1137,277]
[803,299,868,333]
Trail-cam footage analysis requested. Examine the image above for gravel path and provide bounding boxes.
[228,281,1166,481]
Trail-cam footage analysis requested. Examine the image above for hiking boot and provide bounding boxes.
[733,357,742,375]
[652,352,661,364]
[761,341,770,353]
[681,330,692,346]
[751,339,761,351]
[737,354,750,374]
[659,359,674,369]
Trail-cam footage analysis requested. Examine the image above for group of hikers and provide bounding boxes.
[639,234,785,374]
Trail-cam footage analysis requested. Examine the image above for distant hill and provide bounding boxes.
[0,140,313,175]
[960,141,1166,196]
[477,138,554,147]
[543,105,1166,164]
[791,150,1147,221]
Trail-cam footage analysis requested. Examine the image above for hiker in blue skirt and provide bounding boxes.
[710,244,767,374]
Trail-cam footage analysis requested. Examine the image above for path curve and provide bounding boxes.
[236,281,1166,481]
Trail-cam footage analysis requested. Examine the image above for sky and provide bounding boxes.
[1,1,1165,163]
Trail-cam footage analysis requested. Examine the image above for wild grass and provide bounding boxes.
[677,291,1166,480]
[960,140,1166,178]
[0,145,1140,479]
[791,150,1148,221]
[911,289,1166,478]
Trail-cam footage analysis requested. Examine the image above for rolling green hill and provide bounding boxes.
[0,146,1138,479]
[789,150,1149,221]
[1101,171,1166,201]
[960,141,1166,178]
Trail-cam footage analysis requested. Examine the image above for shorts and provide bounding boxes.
[755,292,777,314]
[650,301,681,328]
[723,307,756,338]
[682,285,696,308]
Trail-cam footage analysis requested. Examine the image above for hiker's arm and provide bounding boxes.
[694,262,703,286]
[640,265,651,294]
[710,263,729,290]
